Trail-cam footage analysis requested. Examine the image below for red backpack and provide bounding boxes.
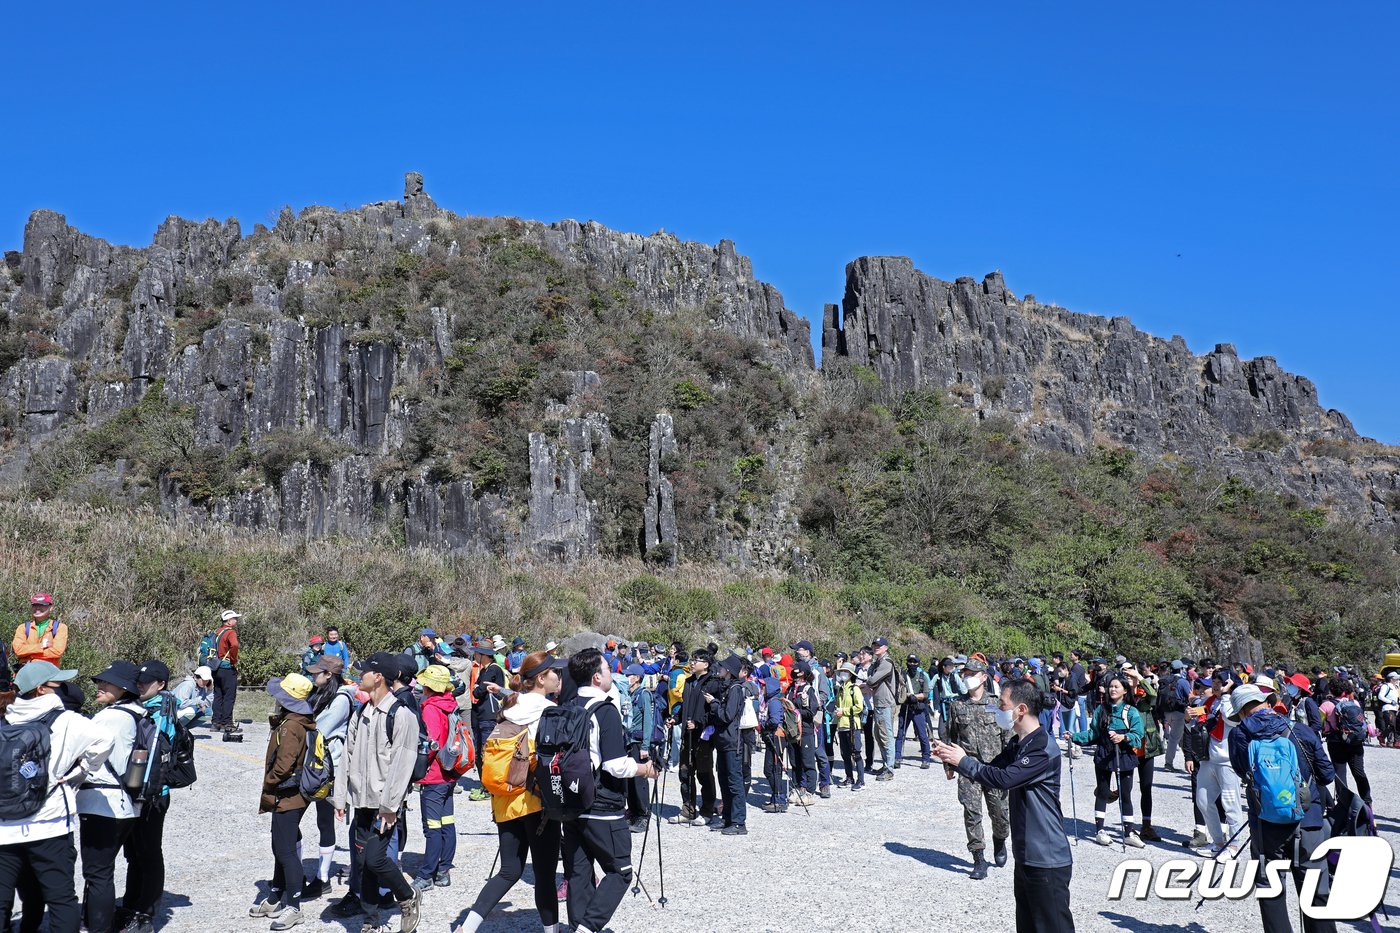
[434,707,476,774]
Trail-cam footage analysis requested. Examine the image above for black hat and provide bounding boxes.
[906,654,920,664]
[360,652,399,676]
[93,660,140,695]
[720,654,744,677]
[135,659,171,686]
[790,640,814,654]
[873,637,889,647]
[792,661,811,678]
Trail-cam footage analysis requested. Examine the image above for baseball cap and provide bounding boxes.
[359,652,399,676]
[306,655,343,677]
[872,637,889,647]
[1170,659,1185,671]
[761,647,774,657]
[135,660,171,685]
[193,665,214,682]
[1287,672,1313,694]
[30,592,53,606]
[606,639,618,649]
[421,628,437,639]
[309,635,324,645]
[623,664,647,678]
[791,640,814,653]
[906,654,920,664]
[963,658,988,674]
[220,609,242,623]
[16,660,77,695]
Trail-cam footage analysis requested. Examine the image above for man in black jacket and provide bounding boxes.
[469,645,506,801]
[706,655,749,834]
[934,680,1075,933]
[672,651,718,825]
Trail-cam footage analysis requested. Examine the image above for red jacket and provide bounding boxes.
[419,691,457,785]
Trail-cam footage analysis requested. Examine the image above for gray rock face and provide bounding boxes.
[643,413,679,563]
[527,412,610,561]
[824,257,1399,525]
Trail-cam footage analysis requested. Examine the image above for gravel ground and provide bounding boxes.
[96,716,1398,933]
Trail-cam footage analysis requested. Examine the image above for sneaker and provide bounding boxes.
[920,762,931,770]
[467,787,490,801]
[876,771,894,782]
[411,876,435,892]
[329,894,362,918]
[249,897,283,918]
[709,821,729,831]
[1140,824,1162,842]
[704,816,724,829]
[721,824,748,836]
[832,777,847,787]
[299,878,326,901]
[119,915,155,933]
[1186,830,1209,849]
[817,787,831,799]
[668,813,697,825]
[762,802,783,813]
[270,907,303,930]
[852,781,865,791]
[1093,830,1113,846]
[434,870,451,888]
[397,887,422,933]
[1124,832,1146,849]
[629,816,649,834]
[1069,745,1082,760]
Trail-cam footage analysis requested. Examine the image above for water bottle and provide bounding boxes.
[124,748,148,794]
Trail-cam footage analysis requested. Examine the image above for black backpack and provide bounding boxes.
[167,718,197,789]
[112,706,175,803]
[0,708,64,821]
[1182,716,1210,762]
[360,697,437,787]
[531,697,607,822]
[1155,675,1184,715]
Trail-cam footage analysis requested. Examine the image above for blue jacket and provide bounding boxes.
[322,640,350,669]
[1229,709,1334,830]
[760,677,784,731]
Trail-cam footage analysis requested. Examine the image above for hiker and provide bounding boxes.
[895,654,932,770]
[708,654,749,834]
[330,652,422,933]
[931,655,965,731]
[506,637,526,674]
[1187,675,1246,855]
[833,661,865,790]
[622,664,660,833]
[790,641,832,795]
[759,675,789,812]
[933,679,1076,933]
[1322,682,1371,806]
[1121,662,1166,842]
[412,664,458,891]
[210,610,242,734]
[1228,682,1337,933]
[321,628,350,670]
[469,644,508,801]
[785,661,821,806]
[1065,672,1146,849]
[78,660,144,933]
[671,650,717,825]
[866,637,898,778]
[300,637,326,675]
[305,656,354,904]
[11,593,68,666]
[0,660,114,933]
[942,657,1012,878]
[249,672,317,931]
[459,651,566,933]
[561,648,656,933]
[117,660,177,933]
[171,666,213,726]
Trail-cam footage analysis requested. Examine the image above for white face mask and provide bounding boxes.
[995,707,1016,730]
[966,673,986,692]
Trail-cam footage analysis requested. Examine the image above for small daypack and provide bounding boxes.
[0,708,63,820]
[481,719,533,797]
[198,626,232,670]
[894,669,911,706]
[531,697,606,821]
[1248,730,1310,824]
[435,707,476,775]
[1335,699,1367,747]
[115,706,175,804]
[779,695,802,740]
[166,718,197,789]
[299,728,333,800]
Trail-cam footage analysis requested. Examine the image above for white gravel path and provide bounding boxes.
[96,721,1398,933]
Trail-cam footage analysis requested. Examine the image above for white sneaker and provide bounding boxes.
[1093,830,1113,846]
[1124,832,1146,849]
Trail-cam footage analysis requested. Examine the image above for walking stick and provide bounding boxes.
[656,755,669,908]
[486,849,499,881]
[1067,740,1079,846]
[1112,767,1126,852]
[633,766,657,899]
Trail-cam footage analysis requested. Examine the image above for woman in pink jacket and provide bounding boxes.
[414,665,459,890]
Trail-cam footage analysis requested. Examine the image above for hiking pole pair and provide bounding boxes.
[1193,821,1252,913]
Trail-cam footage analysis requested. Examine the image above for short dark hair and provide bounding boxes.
[569,648,604,687]
[1007,679,1041,714]
[326,627,339,635]
[691,650,712,666]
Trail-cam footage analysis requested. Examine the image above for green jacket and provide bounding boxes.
[1069,700,1145,771]
[1131,682,1164,758]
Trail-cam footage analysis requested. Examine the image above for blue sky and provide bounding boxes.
[6,3,1398,439]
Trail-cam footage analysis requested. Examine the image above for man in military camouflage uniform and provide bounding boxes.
[940,657,1011,880]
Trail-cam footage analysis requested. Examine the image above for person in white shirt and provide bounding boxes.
[1377,672,1399,747]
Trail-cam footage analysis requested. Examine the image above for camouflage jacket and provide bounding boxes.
[941,692,1012,762]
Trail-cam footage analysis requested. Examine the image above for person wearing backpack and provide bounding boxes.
[560,648,656,933]
[1228,682,1337,933]
[670,650,717,826]
[1157,660,1189,771]
[865,638,899,778]
[117,660,178,933]
[706,655,749,835]
[77,660,145,933]
[791,641,832,796]
[249,672,316,930]
[208,610,242,735]
[305,656,354,904]
[622,664,658,833]
[11,593,68,666]
[0,660,114,933]
[1377,672,1399,748]
[469,644,508,802]
[895,654,933,770]
[1064,672,1146,850]
[785,662,821,806]
[412,664,459,892]
[1121,663,1166,842]
[331,652,421,933]
[833,662,866,791]
[758,676,789,812]
[1323,682,1371,806]
[460,650,566,933]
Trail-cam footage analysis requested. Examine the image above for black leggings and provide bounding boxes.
[315,800,336,848]
[1328,739,1372,804]
[1136,756,1155,821]
[80,814,134,933]
[1093,766,1136,828]
[838,728,865,785]
[470,810,561,926]
[270,808,305,907]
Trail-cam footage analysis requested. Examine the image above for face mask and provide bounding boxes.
[966,673,985,691]
[836,673,851,685]
[995,708,1016,730]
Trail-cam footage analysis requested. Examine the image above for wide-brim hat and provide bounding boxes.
[267,673,315,715]
[416,664,452,693]
[1228,684,1268,721]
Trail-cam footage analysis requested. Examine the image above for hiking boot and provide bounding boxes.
[1140,824,1162,842]
[411,876,435,892]
[876,770,894,782]
[709,820,729,831]
[1186,829,1209,849]
[817,786,831,799]
[762,802,783,813]
[721,824,748,836]
[397,887,422,933]
[1164,763,1178,773]
[1124,832,1146,849]
[467,787,490,801]
[969,854,989,880]
[629,816,649,833]
[299,878,326,901]
[993,839,1008,868]
[704,816,724,829]
[920,761,931,770]
[119,915,155,933]
[270,907,303,930]
[225,721,244,734]
[434,870,451,888]
[249,897,283,918]
[328,894,362,917]
[1093,830,1113,846]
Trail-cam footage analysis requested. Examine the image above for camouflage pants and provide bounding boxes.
[958,773,1009,853]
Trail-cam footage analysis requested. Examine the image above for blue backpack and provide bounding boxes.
[1248,729,1310,823]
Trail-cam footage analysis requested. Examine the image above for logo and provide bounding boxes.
[1108,837,1393,921]
[19,761,40,780]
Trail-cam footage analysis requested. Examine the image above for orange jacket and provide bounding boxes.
[12,618,68,664]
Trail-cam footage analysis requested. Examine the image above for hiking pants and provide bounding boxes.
[873,704,895,771]
[0,833,80,933]
[1195,760,1245,847]
[788,728,818,793]
[1136,755,1155,822]
[1073,695,1089,734]
[1381,709,1397,746]
[79,814,133,933]
[352,808,413,908]
[896,707,931,764]
[1163,711,1185,767]
[813,721,831,788]
[864,713,876,769]
[121,797,167,917]
[470,811,560,926]
[417,783,456,880]
[762,731,787,804]
[740,727,757,788]
[269,807,306,909]
[625,742,649,820]
[678,732,717,817]
[348,811,399,901]
[1327,739,1372,804]
[1013,863,1074,933]
[1092,766,1136,830]
[562,816,631,933]
[1250,817,1340,933]
[472,718,495,781]
[715,742,746,827]
[838,726,865,786]
[213,665,238,725]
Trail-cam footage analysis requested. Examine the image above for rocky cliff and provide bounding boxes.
[822,257,1400,526]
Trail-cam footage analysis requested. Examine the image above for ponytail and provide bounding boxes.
[499,650,550,720]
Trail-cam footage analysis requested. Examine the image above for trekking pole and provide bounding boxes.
[1193,825,1251,912]
[486,848,499,881]
[1067,741,1079,846]
[656,756,668,909]
[633,771,658,898]
[1112,767,1126,853]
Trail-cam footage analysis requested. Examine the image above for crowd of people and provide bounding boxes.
[1,594,1393,933]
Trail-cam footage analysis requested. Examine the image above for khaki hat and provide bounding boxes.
[416,664,452,693]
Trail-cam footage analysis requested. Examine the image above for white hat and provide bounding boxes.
[194,666,214,681]
[1253,674,1277,693]
[492,636,506,651]
[220,609,242,623]
[1229,684,1269,720]
[545,641,559,652]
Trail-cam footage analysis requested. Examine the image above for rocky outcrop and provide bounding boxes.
[527,412,610,561]
[643,413,679,563]
[823,257,1399,526]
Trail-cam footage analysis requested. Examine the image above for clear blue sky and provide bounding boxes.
[6,3,1398,439]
